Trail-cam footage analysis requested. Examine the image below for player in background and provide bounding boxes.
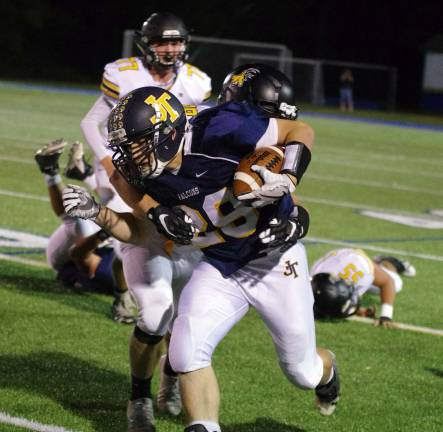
[80,11,211,431]
[310,248,416,328]
[63,80,341,432]
[34,139,136,323]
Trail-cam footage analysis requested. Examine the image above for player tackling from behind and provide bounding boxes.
[64,65,340,432]
[80,11,211,431]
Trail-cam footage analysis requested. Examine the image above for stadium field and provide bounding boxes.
[0,85,442,432]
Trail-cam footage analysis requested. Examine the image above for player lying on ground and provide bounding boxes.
[63,76,341,432]
[34,139,136,323]
[310,248,416,328]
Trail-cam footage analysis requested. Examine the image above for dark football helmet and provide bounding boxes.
[135,12,189,68]
[311,273,359,319]
[108,86,187,185]
[217,63,298,120]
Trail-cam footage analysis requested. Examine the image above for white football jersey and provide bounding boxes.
[310,248,375,298]
[100,57,211,105]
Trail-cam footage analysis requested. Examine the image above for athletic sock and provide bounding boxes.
[130,375,152,400]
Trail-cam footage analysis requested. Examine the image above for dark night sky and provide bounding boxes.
[2,0,442,109]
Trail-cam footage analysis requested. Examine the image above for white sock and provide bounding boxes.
[44,174,62,187]
[187,420,221,432]
[83,173,97,190]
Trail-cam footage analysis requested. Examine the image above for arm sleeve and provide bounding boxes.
[80,95,114,161]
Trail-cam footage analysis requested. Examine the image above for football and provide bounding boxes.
[233,146,285,199]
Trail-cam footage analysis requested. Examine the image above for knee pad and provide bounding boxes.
[133,284,174,335]
[133,325,163,346]
[279,358,323,390]
[169,314,211,373]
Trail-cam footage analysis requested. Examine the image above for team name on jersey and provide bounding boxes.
[177,187,200,200]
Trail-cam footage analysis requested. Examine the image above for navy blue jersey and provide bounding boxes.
[57,247,115,293]
[143,102,294,276]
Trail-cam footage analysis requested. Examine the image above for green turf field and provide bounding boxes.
[0,85,442,432]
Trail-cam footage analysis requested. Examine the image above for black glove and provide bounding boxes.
[258,205,309,252]
[147,205,198,245]
[258,217,301,252]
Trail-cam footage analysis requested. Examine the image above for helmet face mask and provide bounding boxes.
[135,12,189,69]
[311,273,360,319]
[108,87,187,186]
[218,63,298,120]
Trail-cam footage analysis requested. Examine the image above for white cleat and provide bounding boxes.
[64,141,93,180]
[156,354,182,416]
[401,260,416,277]
[127,397,155,432]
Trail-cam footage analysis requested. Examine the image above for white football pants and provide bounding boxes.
[169,242,324,389]
[121,239,202,337]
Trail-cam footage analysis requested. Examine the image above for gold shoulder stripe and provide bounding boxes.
[102,76,120,92]
[100,83,119,100]
[203,91,211,101]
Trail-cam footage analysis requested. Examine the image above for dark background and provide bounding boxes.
[2,0,442,110]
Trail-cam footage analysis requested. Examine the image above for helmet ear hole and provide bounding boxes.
[217,63,298,119]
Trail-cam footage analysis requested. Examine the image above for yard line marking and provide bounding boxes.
[305,237,443,262]
[315,157,443,179]
[307,173,443,196]
[347,316,443,337]
[0,189,49,202]
[319,146,443,166]
[299,195,443,224]
[0,253,49,268]
[0,411,79,432]
[0,155,35,164]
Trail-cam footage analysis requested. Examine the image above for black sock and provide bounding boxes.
[130,375,152,400]
[164,355,177,377]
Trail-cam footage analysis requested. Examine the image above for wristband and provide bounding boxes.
[380,303,393,320]
[281,141,311,184]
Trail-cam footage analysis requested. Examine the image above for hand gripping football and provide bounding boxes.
[233,146,285,199]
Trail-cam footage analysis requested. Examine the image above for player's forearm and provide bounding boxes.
[94,206,149,245]
[379,280,396,306]
[110,170,159,219]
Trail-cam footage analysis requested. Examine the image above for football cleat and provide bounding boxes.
[400,260,416,277]
[64,141,94,180]
[127,397,155,432]
[157,354,182,416]
[373,255,416,277]
[111,291,138,324]
[315,351,340,416]
[34,138,67,175]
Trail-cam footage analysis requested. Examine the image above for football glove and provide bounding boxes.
[62,184,100,220]
[237,165,296,208]
[259,217,301,252]
[147,205,198,245]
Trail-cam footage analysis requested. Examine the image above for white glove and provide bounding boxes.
[63,184,100,220]
[237,165,296,208]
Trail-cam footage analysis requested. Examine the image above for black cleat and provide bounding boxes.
[315,351,340,415]
[34,139,67,175]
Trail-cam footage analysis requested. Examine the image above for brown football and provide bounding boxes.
[233,146,285,199]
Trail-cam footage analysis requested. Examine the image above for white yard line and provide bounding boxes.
[347,316,443,337]
[307,173,443,196]
[0,253,49,268]
[0,412,79,432]
[0,155,35,164]
[0,189,49,202]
